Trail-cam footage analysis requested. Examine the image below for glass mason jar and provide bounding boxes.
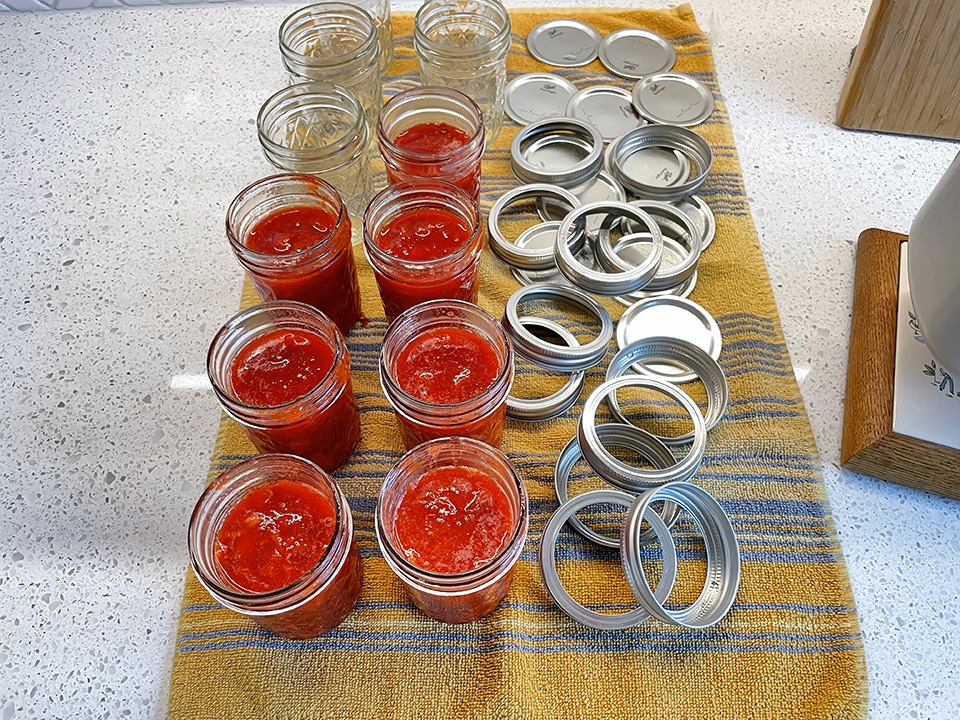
[225,173,362,336]
[362,179,484,322]
[279,3,384,129]
[188,454,363,639]
[354,0,394,72]
[257,82,374,222]
[414,0,511,144]
[207,300,361,472]
[375,437,528,624]
[379,299,514,449]
[377,86,485,201]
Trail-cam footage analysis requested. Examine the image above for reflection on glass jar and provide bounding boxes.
[279,3,383,128]
[257,82,374,223]
[189,454,363,639]
[375,437,528,624]
[414,0,511,144]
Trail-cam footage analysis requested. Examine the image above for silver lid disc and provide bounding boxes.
[539,488,678,630]
[616,296,722,382]
[536,170,626,237]
[526,19,602,67]
[631,72,715,127]
[506,316,585,422]
[608,142,692,189]
[565,85,645,143]
[598,28,676,79]
[504,72,579,126]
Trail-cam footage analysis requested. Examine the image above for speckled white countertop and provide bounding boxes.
[0,1,958,718]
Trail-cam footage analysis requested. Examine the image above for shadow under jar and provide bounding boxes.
[362,178,484,321]
[414,0,511,144]
[279,2,383,129]
[189,454,363,639]
[375,437,529,624]
[377,86,485,201]
[379,299,514,450]
[207,300,361,472]
[226,173,362,336]
[257,82,374,223]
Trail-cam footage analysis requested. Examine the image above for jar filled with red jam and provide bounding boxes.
[379,299,513,449]
[362,179,484,322]
[375,437,528,624]
[189,453,363,638]
[226,173,362,336]
[207,300,360,472]
[376,86,485,201]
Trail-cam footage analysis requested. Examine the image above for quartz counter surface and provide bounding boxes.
[0,1,958,718]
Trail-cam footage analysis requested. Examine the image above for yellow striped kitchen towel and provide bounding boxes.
[168,5,868,719]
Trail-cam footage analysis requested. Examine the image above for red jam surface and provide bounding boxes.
[394,326,499,404]
[384,121,481,201]
[394,121,472,155]
[230,328,334,407]
[243,204,361,335]
[228,328,360,472]
[215,479,336,593]
[375,207,471,261]
[394,465,514,574]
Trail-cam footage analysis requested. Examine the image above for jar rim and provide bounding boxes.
[377,86,485,163]
[188,453,348,610]
[207,300,347,414]
[225,173,349,266]
[279,2,380,70]
[257,82,368,167]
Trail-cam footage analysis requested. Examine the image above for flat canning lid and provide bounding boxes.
[526,19,602,67]
[504,72,579,126]
[598,28,676,79]
[631,72,715,127]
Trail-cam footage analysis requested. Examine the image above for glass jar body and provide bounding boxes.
[377,87,485,201]
[189,454,363,638]
[379,299,513,449]
[258,82,374,222]
[362,179,484,322]
[207,301,361,472]
[279,3,383,128]
[413,0,511,144]
[375,437,529,624]
[226,173,362,336]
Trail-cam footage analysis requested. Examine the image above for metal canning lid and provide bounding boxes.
[621,482,740,628]
[578,376,707,486]
[610,125,713,201]
[555,201,663,296]
[603,234,699,306]
[606,337,729,443]
[539,488,678,630]
[504,73,579,126]
[526,19,602,68]
[598,28,677,79]
[502,282,614,372]
[616,296,722,383]
[606,140,691,188]
[488,184,583,270]
[565,86,645,143]
[631,72,715,127]
[597,199,702,290]
[536,170,626,234]
[672,195,716,251]
[511,118,604,188]
[506,316,585,422]
[554,424,681,547]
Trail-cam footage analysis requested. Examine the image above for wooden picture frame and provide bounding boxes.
[841,228,960,500]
